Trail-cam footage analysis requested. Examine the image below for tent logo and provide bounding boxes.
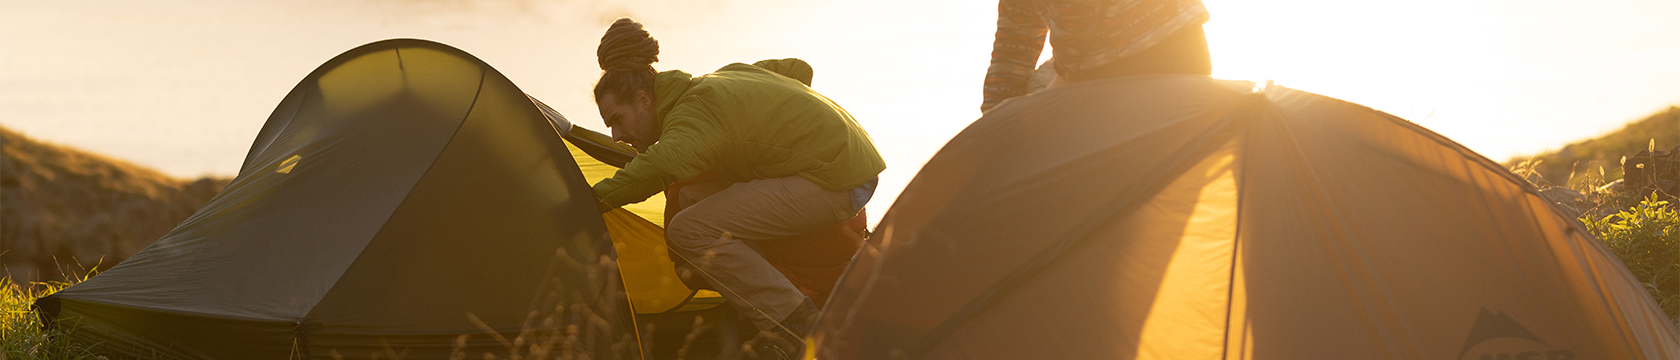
[1457,308,1574,360]
[277,155,302,174]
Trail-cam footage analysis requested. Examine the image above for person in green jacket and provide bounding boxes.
[589,18,886,355]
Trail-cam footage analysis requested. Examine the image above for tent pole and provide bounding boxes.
[664,239,805,341]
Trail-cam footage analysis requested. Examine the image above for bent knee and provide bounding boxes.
[666,212,724,251]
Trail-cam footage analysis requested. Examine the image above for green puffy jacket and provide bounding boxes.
[593,59,886,208]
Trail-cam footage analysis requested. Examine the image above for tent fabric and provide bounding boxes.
[530,96,667,224]
[532,97,727,314]
[36,39,640,360]
[811,75,1680,359]
[601,207,727,314]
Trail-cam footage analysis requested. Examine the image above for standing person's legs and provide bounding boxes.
[666,176,856,331]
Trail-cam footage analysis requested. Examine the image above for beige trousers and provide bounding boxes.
[667,176,856,331]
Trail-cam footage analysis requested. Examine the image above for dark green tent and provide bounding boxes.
[36,39,644,360]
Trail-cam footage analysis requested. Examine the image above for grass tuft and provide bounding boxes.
[1582,194,1680,325]
[2,271,100,359]
[1504,106,1679,190]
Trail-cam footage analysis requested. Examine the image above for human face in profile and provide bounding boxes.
[597,90,659,153]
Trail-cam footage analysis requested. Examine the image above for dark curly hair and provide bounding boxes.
[593,18,659,106]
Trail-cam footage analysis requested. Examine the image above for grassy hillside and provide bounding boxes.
[0,125,230,283]
[1505,106,1680,188]
[1502,107,1680,324]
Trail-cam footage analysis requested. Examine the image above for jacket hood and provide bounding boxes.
[751,58,814,87]
[652,69,693,129]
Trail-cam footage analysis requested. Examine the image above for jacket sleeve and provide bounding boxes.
[592,104,723,208]
[982,0,1047,112]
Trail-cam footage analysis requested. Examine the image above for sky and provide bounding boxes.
[3,0,1678,225]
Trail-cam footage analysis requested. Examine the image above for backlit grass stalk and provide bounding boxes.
[445,248,639,360]
[1582,194,1680,325]
[2,273,100,359]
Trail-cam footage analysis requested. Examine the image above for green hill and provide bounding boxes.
[0,125,230,283]
[1505,106,1680,189]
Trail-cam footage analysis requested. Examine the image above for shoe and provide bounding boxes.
[741,298,818,360]
[781,297,819,337]
[740,331,795,360]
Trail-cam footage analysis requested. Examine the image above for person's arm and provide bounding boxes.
[592,107,723,208]
[981,0,1047,112]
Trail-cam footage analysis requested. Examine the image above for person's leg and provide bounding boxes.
[675,180,734,209]
[666,176,856,331]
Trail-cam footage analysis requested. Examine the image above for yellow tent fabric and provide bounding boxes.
[531,97,667,224]
[599,209,726,314]
[812,75,1680,359]
[532,97,725,315]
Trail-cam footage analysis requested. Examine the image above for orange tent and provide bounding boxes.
[812,75,1680,359]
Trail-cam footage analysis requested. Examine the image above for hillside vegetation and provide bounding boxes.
[1505,106,1680,188]
[0,125,230,283]
[1502,107,1680,324]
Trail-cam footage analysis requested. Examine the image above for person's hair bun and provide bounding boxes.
[597,18,659,72]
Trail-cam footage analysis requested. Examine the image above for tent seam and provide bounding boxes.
[905,92,1254,358]
[1372,107,1650,357]
[297,52,489,338]
[1219,92,1265,360]
[1346,92,1650,357]
[1269,89,1422,358]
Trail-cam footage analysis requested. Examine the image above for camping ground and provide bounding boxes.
[3,106,1678,358]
